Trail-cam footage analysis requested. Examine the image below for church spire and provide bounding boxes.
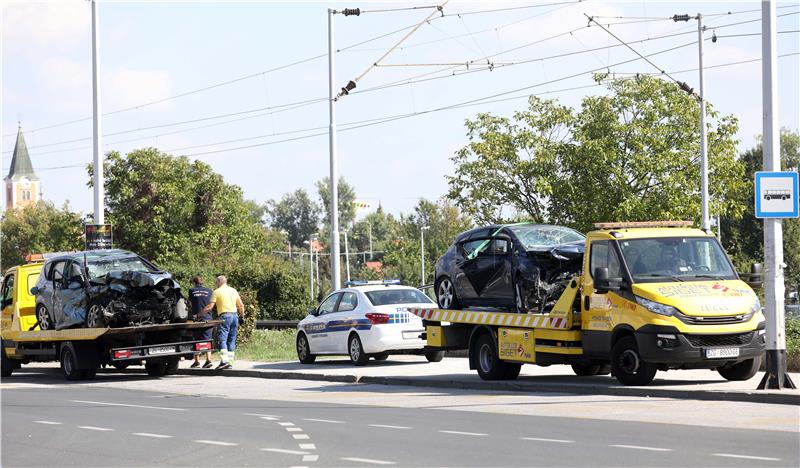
[6,124,39,181]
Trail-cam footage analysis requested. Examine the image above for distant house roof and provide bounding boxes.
[5,125,39,182]
[365,261,383,272]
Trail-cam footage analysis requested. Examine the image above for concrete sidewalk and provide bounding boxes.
[178,356,800,405]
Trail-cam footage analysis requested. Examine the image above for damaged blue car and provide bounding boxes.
[32,249,187,330]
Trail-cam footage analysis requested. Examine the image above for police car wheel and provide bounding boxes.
[348,334,369,366]
[296,333,316,364]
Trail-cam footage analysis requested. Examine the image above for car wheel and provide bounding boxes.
[348,334,369,366]
[514,280,530,314]
[36,304,53,330]
[373,352,389,361]
[85,301,106,328]
[296,333,316,364]
[718,356,761,381]
[611,336,657,386]
[436,277,461,309]
[424,350,444,362]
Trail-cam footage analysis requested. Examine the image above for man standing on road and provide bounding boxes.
[202,275,244,370]
[188,276,214,369]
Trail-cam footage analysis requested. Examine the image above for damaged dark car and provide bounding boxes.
[434,223,585,313]
[32,249,188,330]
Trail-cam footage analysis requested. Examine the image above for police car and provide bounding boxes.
[296,280,443,366]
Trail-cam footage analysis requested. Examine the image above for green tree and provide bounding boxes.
[350,205,397,257]
[316,176,357,229]
[267,189,320,247]
[448,75,745,232]
[1,201,84,270]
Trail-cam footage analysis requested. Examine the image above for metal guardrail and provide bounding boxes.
[255,320,299,330]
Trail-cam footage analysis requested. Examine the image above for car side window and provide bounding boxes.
[336,292,358,312]
[462,239,489,258]
[43,262,54,280]
[66,262,83,281]
[318,293,340,315]
[1,274,14,307]
[590,241,622,278]
[51,261,66,285]
[489,238,511,255]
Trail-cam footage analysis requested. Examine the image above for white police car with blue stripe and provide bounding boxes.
[296,280,443,366]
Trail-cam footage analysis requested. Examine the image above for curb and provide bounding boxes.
[177,368,800,406]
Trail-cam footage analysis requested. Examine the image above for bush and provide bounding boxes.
[787,317,799,371]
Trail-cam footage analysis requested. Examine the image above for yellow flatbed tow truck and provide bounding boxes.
[411,222,767,386]
[1,261,216,380]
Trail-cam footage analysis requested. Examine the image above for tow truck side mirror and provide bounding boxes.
[30,286,39,296]
[594,267,622,293]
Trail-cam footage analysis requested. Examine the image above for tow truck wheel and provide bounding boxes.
[1,347,20,377]
[436,277,461,309]
[348,334,369,366]
[145,360,167,377]
[475,334,506,380]
[611,336,657,386]
[164,358,179,375]
[60,345,82,381]
[425,350,445,362]
[718,356,761,381]
[373,352,389,361]
[571,363,603,376]
[36,304,53,330]
[502,362,522,380]
[296,333,316,364]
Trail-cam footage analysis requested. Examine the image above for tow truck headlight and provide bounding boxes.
[750,298,762,316]
[635,296,679,317]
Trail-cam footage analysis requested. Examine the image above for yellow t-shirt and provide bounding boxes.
[211,284,241,314]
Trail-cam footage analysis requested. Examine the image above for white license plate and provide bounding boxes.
[149,346,176,355]
[705,348,740,359]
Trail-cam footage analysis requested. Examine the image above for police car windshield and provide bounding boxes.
[618,237,737,283]
[365,289,434,306]
[87,256,156,279]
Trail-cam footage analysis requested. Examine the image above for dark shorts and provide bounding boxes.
[193,315,213,342]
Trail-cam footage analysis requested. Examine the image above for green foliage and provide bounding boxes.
[267,188,320,247]
[448,75,745,232]
[316,176,357,229]
[1,201,84,270]
[234,329,298,362]
[350,205,397,255]
[237,289,258,344]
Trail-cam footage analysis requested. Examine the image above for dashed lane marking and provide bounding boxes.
[521,437,575,443]
[292,434,310,440]
[71,400,186,412]
[286,427,303,432]
[260,416,279,421]
[261,448,309,455]
[34,421,62,425]
[279,422,295,426]
[341,457,396,465]
[77,426,114,431]
[299,443,316,450]
[610,445,672,452]
[303,418,344,424]
[439,430,488,436]
[132,433,173,439]
[368,424,411,430]
[243,413,280,418]
[194,440,238,446]
[712,454,781,461]
[303,455,320,462]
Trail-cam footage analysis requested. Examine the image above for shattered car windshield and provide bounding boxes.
[87,256,156,279]
[508,225,585,249]
[618,237,737,283]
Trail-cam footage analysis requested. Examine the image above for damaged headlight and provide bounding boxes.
[635,296,679,317]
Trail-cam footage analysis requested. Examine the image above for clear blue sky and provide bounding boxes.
[2,0,799,217]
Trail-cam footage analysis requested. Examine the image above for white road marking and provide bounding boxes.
[244,413,280,418]
[289,466,308,468]
[303,418,344,424]
[299,443,316,450]
[71,400,186,412]
[261,448,309,455]
[610,445,672,452]
[260,416,279,421]
[133,433,173,439]
[368,424,411,430]
[34,421,62,425]
[439,430,487,436]
[292,434,310,440]
[302,455,319,462]
[194,440,238,446]
[712,453,781,461]
[341,457,396,465]
[77,426,114,431]
[286,427,303,432]
[279,422,295,426]
[521,437,575,443]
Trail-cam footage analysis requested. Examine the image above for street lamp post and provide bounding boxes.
[303,238,315,301]
[343,230,351,283]
[328,8,342,291]
[421,226,430,286]
[91,0,104,224]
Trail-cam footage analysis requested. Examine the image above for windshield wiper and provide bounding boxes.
[686,274,727,280]
[637,274,684,282]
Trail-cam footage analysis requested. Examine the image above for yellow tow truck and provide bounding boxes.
[412,222,766,385]
[1,259,216,380]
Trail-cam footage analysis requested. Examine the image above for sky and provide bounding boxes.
[2,0,799,219]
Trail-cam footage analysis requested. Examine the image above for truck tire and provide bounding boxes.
[436,277,461,309]
[425,350,445,362]
[60,344,82,381]
[112,362,130,370]
[611,335,657,386]
[348,334,369,366]
[571,363,603,376]
[373,352,389,361]
[502,362,522,380]
[1,347,19,377]
[145,360,167,377]
[164,358,180,375]
[296,333,316,364]
[474,334,507,380]
[81,368,97,380]
[718,356,761,381]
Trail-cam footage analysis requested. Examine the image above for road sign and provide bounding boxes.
[754,171,799,218]
[85,224,113,250]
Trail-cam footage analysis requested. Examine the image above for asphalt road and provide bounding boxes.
[2,376,798,467]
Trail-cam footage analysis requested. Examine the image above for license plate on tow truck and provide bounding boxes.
[705,348,740,359]
[149,345,176,355]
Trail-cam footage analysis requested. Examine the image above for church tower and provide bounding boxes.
[4,124,40,210]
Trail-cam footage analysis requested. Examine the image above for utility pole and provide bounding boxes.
[421,226,430,286]
[91,0,104,224]
[343,230,351,283]
[327,8,341,291]
[367,221,373,260]
[304,239,314,301]
[758,0,795,390]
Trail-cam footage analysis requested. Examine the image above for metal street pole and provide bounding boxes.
[421,226,430,286]
[368,221,373,260]
[328,9,342,291]
[758,0,795,390]
[91,0,104,224]
[344,230,351,283]
[697,13,710,232]
[305,239,314,301]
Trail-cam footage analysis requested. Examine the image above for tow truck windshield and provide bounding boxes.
[618,237,737,283]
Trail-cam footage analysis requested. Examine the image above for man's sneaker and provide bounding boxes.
[202,361,213,369]
[190,361,200,368]
[216,362,231,370]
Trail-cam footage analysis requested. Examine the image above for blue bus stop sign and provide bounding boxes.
[755,171,799,218]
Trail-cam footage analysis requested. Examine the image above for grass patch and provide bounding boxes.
[233,329,297,362]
